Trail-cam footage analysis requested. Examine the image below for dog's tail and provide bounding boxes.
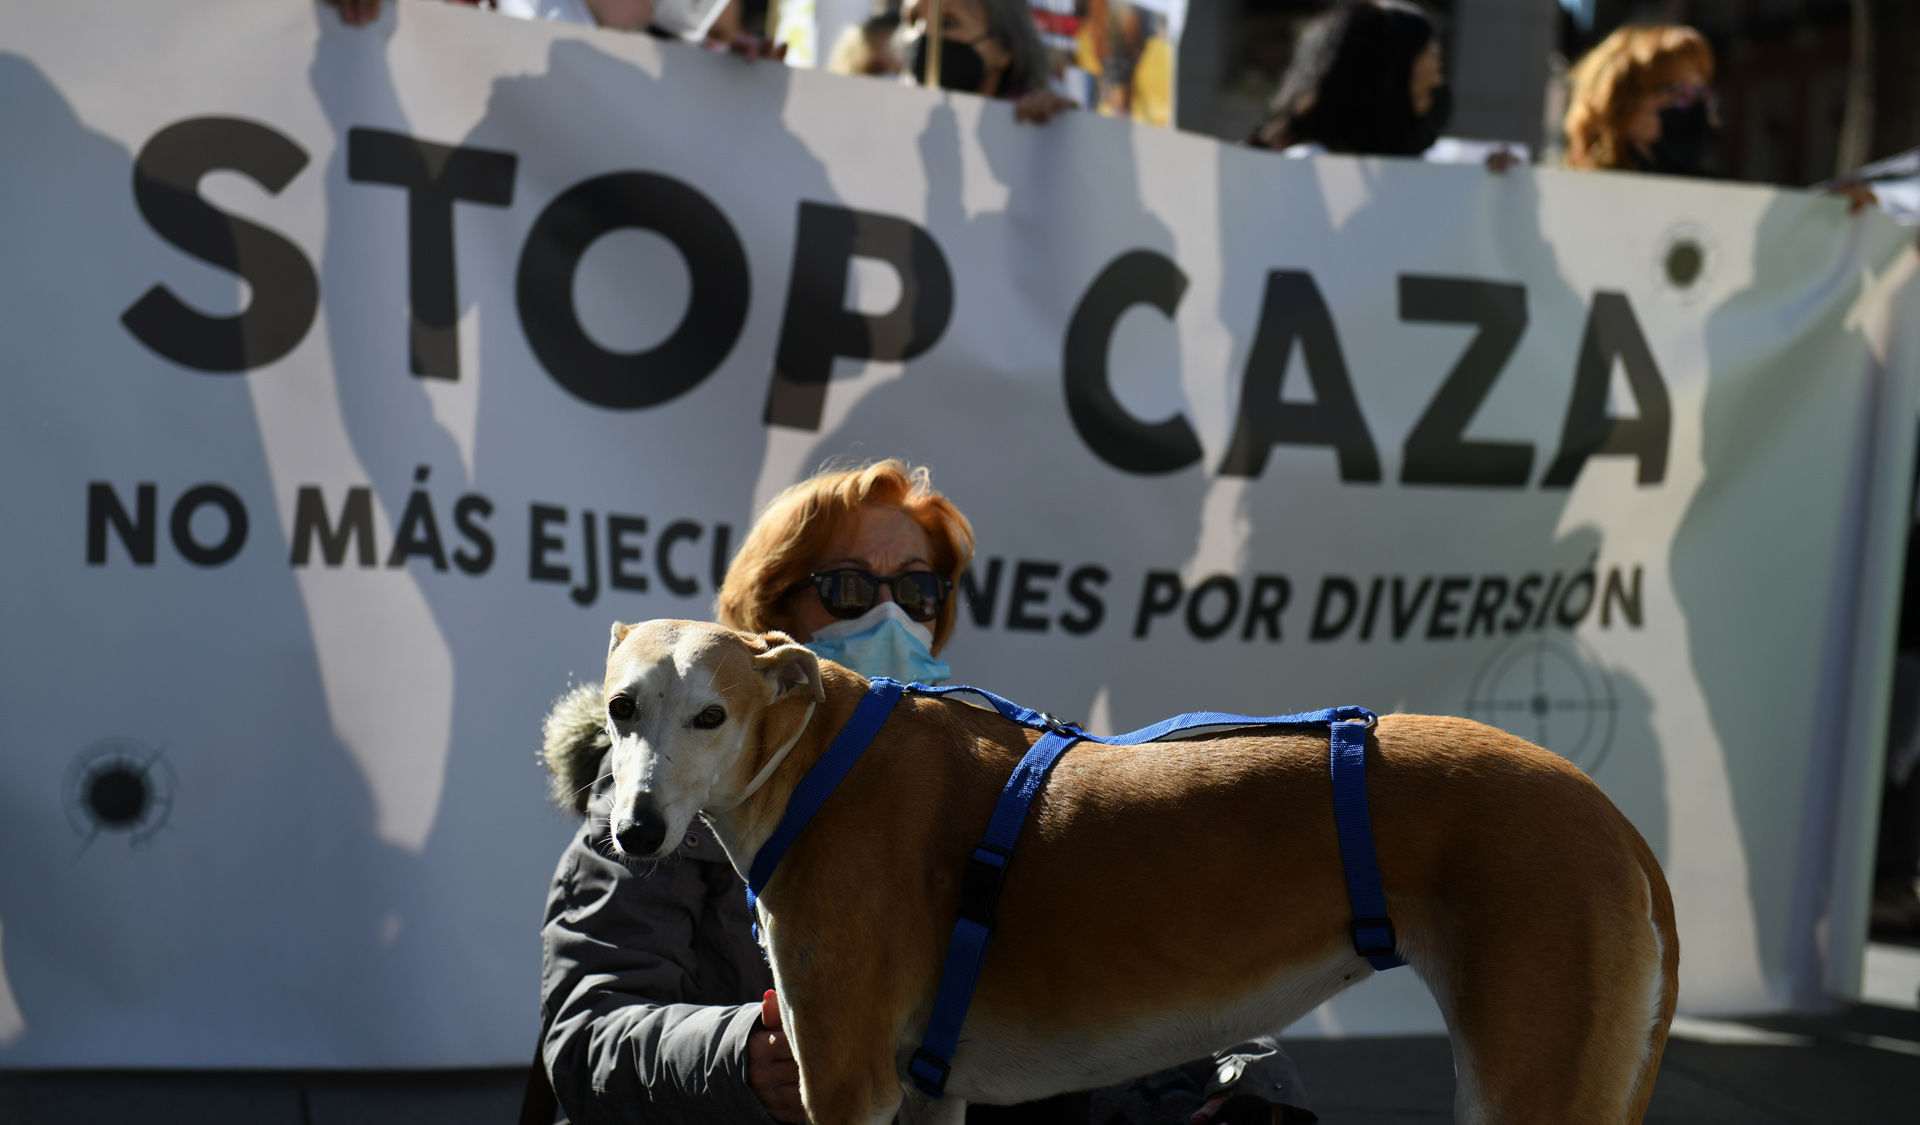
[542,683,610,816]
[1622,837,1680,1123]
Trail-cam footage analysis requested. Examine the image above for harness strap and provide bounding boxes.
[1330,720,1406,972]
[745,678,904,911]
[908,726,1079,1096]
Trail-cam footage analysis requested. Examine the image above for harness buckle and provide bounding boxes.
[909,1048,952,1096]
[1038,711,1076,736]
[1350,916,1397,959]
[960,844,1010,928]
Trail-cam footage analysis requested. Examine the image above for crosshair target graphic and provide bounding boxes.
[1464,633,1618,773]
[63,737,175,849]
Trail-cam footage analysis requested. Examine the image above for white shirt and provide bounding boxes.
[496,0,598,26]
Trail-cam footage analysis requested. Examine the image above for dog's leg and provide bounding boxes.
[896,1087,967,1125]
[773,942,915,1125]
[1434,848,1675,1123]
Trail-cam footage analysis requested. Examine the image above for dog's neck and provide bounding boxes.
[703,665,874,884]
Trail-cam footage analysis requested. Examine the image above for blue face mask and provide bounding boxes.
[803,601,951,685]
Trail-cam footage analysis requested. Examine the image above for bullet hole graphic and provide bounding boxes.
[1655,222,1714,303]
[1664,241,1704,288]
[64,738,174,850]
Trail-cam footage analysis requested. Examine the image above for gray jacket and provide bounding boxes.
[540,793,776,1125]
[535,686,1313,1124]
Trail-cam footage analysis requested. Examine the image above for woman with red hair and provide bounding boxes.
[1564,24,1717,176]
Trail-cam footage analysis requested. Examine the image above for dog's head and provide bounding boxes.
[600,619,825,861]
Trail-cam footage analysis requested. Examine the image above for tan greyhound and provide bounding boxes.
[598,619,1678,1125]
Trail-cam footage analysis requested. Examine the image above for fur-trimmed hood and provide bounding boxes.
[543,683,609,816]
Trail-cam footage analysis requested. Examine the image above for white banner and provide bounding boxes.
[2,0,1916,1066]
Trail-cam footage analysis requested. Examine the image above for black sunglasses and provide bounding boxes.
[804,569,953,623]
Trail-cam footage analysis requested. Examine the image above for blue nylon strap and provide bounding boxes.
[911,728,1078,1095]
[745,677,904,910]
[904,683,1372,749]
[1329,719,1406,971]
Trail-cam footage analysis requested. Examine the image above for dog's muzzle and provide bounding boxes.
[614,806,668,856]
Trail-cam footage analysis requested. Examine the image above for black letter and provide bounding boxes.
[1533,573,1563,630]
[122,118,317,371]
[572,511,599,606]
[518,173,748,409]
[711,523,733,590]
[1504,574,1541,633]
[453,494,493,574]
[1219,271,1380,482]
[290,486,375,567]
[1358,576,1384,641]
[388,471,448,571]
[347,128,516,380]
[657,520,702,596]
[1133,571,1183,638]
[1007,561,1060,632]
[1242,575,1291,641]
[1556,569,1597,627]
[1465,577,1509,637]
[88,482,156,565]
[529,504,569,583]
[1062,250,1202,474]
[1398,276,1532,487]
[1186,575,1241,641]
[609,515,648,592]
[1310,577,1358,641]
[170,484,247,566]
[767,203,953,430]
[1060,565,1109,635]
[1427,576,1471,638]
[1542,292,1671,487]
[1602,565,1643,627]
[961,559,1004,628]
[1391,577,1432,640]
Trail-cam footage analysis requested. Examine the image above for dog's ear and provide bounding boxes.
[750,643,825,703]
[609,621,634,656]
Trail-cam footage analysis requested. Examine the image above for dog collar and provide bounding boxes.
[721,701,816,811]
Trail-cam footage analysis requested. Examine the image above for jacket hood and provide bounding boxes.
[543,683,609,816]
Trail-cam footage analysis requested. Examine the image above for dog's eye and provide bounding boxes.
[692,705,726,730]
[608,696,635,722]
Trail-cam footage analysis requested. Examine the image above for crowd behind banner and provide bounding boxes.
[2,0,1919,1071]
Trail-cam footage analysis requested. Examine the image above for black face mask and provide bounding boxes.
[1647,102,1717,176]
[1414,84,1452,152]
[910,34,987,94]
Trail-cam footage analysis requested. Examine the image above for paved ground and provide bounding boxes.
[4,1005,1916,1124]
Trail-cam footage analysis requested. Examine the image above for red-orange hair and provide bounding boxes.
[715,460,975,654]
[1564,25,1714,171]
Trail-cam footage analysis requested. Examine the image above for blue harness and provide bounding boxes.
[743,678,1405,1099]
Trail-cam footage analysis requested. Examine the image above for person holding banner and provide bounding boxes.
[1247,0,1450,159]
[535,461,1314,1123]
[904,0,1076,124]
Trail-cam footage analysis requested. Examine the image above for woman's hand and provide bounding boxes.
[749,990,806,1122]
[1830,181,1878,214]
[1014,90,1077,125]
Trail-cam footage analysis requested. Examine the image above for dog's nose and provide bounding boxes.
[615,809,667,856]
